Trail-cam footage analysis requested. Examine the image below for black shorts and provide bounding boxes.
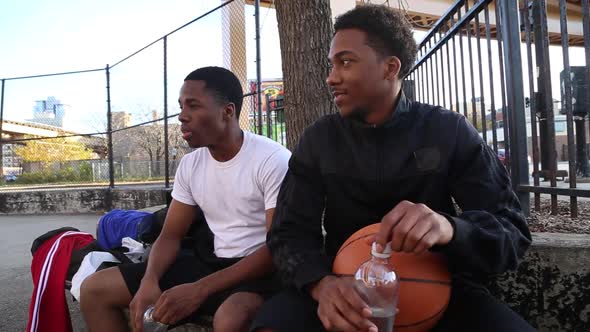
[250,282,536,332]
[119,252,281,323]
[250,288,324,332]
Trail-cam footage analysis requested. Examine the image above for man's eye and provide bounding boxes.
[342,59,351,66]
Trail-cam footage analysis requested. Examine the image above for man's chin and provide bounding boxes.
[338,106,355,118]
[185,139,201,149]
[340,107,369,122]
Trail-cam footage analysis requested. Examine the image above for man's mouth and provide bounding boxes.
[332,90,346,104]
[181,129,192,140]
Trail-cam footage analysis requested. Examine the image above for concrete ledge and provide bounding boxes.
[0,187,170,214]
[109,188,170,212]
[489,233,590,332]
[164,233,590,332]
[3,190,584,331]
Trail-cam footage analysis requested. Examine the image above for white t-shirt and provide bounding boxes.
[171,131,291,258]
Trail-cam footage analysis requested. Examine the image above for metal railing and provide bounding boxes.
[264,94,286,146]
[407,0,590,217]
[0,0,284,191]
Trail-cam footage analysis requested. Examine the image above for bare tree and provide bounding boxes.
[275,0,338,149]
[112,108,187,177]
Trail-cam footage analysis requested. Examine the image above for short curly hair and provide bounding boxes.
[334,4,418,78]
[184,66,243,121]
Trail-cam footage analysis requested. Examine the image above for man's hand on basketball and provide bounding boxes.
[151,280,210,325]
[375,200,454,253]
[310,275,377,332]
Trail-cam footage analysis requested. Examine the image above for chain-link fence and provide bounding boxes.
[0,0,283,191]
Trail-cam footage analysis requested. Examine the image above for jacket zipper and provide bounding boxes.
[375,126,383,183]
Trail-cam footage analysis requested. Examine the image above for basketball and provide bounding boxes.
[332,223,451,332]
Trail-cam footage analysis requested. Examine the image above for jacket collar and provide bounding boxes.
[344,91,411,129]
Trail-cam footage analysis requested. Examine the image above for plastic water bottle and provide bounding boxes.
[354,242,399,332]
[143,305,168,332]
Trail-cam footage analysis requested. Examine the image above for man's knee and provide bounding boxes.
[80,267,131,309]
[213,292,264,332]
[80,272,104,307]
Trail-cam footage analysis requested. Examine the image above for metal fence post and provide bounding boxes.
[499,0,530,214]
[559,0,578,217]
[163,36,170,188]
[255,0,262,135]
[0,79,4,177]
[106,65,115,189]
[583,0,590,175]
[266,93,272,139]
[532,0,559,213]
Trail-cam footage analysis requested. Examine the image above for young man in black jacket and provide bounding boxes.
[252,4,535,332]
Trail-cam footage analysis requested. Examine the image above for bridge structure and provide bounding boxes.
[0,119,105,175]
[251,0,586,44]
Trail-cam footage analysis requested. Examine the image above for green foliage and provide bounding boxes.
[15,165,90,185]
[261,121,286,144]
[79,162,92,181]
[15,171,58,184]
[15,138,94,163]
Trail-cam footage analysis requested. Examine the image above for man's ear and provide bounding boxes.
[223,103,236,120]
[384,56,402,81]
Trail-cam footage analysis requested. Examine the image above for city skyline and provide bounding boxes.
[2,1,587,137]
[0,0,283,134]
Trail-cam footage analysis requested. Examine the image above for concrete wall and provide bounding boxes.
[0,187,169,214]
[0,189,587,331]
[489,233,590,332]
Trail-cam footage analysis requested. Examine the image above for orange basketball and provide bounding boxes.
[333,223,451,332]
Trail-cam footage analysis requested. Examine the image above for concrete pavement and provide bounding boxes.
[0,214,101,332]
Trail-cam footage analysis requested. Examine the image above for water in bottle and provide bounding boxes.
[370,307,396,332]
[143,305,168,332]
[354,242,399,332]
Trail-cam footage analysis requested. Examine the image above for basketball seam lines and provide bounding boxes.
[336,233,373,255]
[395,305,448,328]
[334,274,451,286]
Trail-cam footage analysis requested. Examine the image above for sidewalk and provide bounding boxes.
[0,214,100,332]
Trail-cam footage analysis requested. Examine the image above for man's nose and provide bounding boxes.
[326,67,341,86]
[178,110,188,122]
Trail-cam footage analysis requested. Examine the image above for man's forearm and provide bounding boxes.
[197,244,273,295]
[143,234,181,283]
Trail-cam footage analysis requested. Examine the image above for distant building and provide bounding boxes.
[27,96,68,128]
[2,144,18,167]
[112,112,132,130]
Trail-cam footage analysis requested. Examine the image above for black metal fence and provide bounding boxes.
[406,0,590,217]
[0,0,285,191]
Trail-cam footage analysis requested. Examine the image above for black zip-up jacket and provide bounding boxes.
[267,93,532,290]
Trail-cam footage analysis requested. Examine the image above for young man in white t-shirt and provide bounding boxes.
[80,66,291,332]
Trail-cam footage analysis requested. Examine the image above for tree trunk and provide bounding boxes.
[275,0,337,149]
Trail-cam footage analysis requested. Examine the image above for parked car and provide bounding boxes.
[5,174,17,182]
[497,148,507,165]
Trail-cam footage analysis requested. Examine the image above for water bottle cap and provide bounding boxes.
[371,242,391,258]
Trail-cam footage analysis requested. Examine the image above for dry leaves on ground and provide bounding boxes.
[527,197,590,234]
